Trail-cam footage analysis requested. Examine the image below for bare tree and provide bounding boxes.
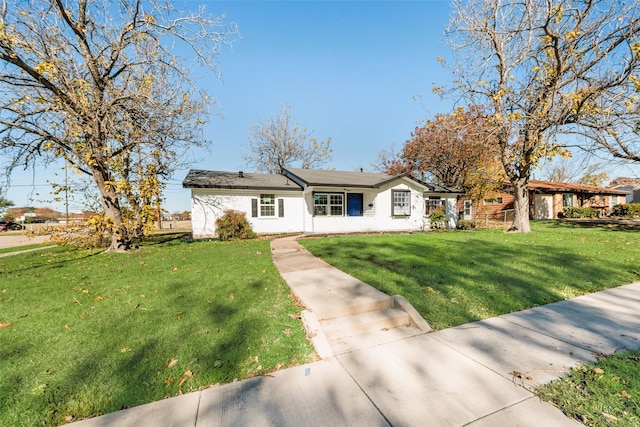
[444,0,640,232]
[0,0,236,250]
[540,157,609,186]
[244,105,332,174]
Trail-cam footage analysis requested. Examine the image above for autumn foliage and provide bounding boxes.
[387,106,505,208]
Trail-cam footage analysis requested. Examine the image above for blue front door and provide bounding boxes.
[347,193,363,216]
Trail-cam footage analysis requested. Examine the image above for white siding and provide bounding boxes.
[303,180,426,234]
[190,176,436,237]
[191,189,304,238]
[423,194,459,229]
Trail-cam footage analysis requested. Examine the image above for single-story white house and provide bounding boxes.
[183,168,462,238]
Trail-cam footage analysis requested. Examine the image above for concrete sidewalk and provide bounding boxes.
[71,236,640,426]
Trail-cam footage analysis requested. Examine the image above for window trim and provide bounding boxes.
[255,194,276,218]
[313,192,344,217]
[391,190,411,217]
[463,199,473,217]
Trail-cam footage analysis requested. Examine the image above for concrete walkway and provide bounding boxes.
[71,236,640,427]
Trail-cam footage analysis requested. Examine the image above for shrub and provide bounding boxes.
[562,207,599,218]
[612,203,640,218]
[215,210,256,241]
[457,219,475,230]
[429,208,446,229]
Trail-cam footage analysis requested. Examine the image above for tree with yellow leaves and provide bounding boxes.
[0,0,236,250]
[444,0,640,232]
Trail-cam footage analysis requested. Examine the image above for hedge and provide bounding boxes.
[611,203,640,218]
[562,206,599,219]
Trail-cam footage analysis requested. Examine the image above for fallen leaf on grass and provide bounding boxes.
[171,267,178,273]
[93,296,103,301]
[283,329,292,336]
[602,413,617,421]
[229,293,235,300]
[65,415,74,423]
[165,376,175,386]
[120,347,131,353]
[179,377,187,386]
[0,322,11,328]
[620,390,632,398]
[592,368,605,375]
[164,358,179,369]
[1,289,6,293]
[288,313,301,320]
[184,370,193,377]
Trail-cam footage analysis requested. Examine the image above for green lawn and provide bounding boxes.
[0,235,315,426]
[299,221,640,330]
[537,348,640,426]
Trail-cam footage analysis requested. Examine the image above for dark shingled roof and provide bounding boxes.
[182,170,302,191]
[283,168,420,189]
[183,168,464,194]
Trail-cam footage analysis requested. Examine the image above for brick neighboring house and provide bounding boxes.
[457,180,631,222]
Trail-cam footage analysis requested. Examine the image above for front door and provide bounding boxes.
[347,193,363,216]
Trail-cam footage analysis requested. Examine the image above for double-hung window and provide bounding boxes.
[314,193,343,216]
[392,190,411,216]
[260,194,276,217]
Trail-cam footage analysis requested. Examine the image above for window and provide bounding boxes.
[464,200,472,217]
[562,193,574,207]
[484,197,503,204]
[426,197,443,215]
[314,193,343,216]
[392,190,411,216]
[260,194,276,217]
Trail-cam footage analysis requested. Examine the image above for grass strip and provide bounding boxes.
[536,349,640,426]
[0,236,315,426]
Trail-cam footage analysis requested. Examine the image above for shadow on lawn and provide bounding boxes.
[32,283,269,425]
[547,219,640,232]
[303,234,636,329]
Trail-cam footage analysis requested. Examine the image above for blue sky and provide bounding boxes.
[5,0,639,213]
[7,0,456,213]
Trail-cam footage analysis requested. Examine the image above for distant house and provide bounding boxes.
[467,180,631,221]
[183,168,462,238]
[609,177,640,204]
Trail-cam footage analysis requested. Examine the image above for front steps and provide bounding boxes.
[271,235,432,358]
[302,294,432,357]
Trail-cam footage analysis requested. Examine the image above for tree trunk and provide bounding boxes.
[509,177,531,233]
[92,163,132,251]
